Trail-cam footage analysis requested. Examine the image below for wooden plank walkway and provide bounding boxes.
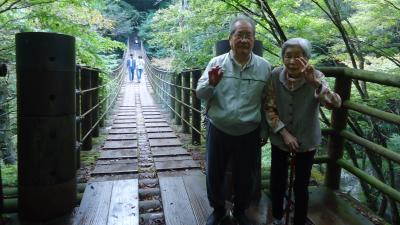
[73,179,139,225]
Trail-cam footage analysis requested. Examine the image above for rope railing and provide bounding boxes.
[78,66,123,95]
[147,72,202,114]
[146,71,203,136]
[76,60,126,152]
[80,68,124,143]
[143,48,203,144]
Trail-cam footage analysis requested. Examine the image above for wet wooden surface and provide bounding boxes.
[308,187,374,225]
[149,138,181,147]
[99,149,137,159]
[92,163,138,175]
[144,122,169,127]
[103,140,138,149]
[106,133,138,141]
[155,159,199,171]
[145,127,173,133]
[151,147,191,157]
[147,132,177,139]
[109,128,137,134]
[73,180,138,225]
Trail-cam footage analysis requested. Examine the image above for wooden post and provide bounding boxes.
[81,68,92,151]
[0,163,3,215]
[16,32,77,221]
[182,71,190,133]
[76,66,81,169]
[191,69,201,145]
[99,76,105,127]
[170,74,176,120]
[91,70,99,137]
[175,73,182,125]
[325,69,352,190]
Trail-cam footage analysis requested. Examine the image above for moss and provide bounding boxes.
[80,151,100,166]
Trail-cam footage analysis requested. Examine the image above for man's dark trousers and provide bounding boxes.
[206,122,260,213]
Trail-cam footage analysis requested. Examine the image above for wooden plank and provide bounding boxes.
[145,123,169,127]
[114,119,136,124]
[117,113,136,116]
[153,156,193,162]
[99,149,137,159]
[143,115,163,119]
[308,187,374,225]
[146,127,173,133]
[152,147,190,157]
[112,123,137,129]
[142,112,161,115]
[92,163,138,175]
[149,138,181,147]
[97,159,137,165]
[109,128,137,134]
[144,119,167,123]
[73,181,113,225]
[159,177,197,225]
[89,174,138,182]
[147,132,177,139]
[114,117,136,121]
[103,140,137,149]
[107,134,137,141]
[142,108,160,111]
[116,115,136,119]
[107,179,139,225]
[182,175,213,225]
[158,170,204,178]
[155,160,199,171]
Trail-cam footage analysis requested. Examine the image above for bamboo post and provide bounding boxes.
[182,71,190,133]
[16,32,77,221]
[325,70,352,190]
[175,73,182,125]
[191,69,201,145]
[91,69,99,137]
[75,65,81,169]
[81,68,92,151]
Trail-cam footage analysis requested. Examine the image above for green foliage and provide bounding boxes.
[261,144,272,169]
[1,163,17,187]
[140,0,235,71]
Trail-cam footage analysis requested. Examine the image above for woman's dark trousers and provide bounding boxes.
[270,144,315,225]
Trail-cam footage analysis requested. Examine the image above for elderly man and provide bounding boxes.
[196,16,271,225]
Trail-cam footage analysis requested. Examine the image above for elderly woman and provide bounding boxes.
[264,38,341,225]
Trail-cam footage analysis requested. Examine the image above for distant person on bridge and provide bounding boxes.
[196,15,271,225]
[264,38,341,225]
[127,54,136,82]
[136,55,145,83]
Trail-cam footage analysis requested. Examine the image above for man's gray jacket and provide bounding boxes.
[196,51,271,137]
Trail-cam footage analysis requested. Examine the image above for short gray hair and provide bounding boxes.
[281,38,312,59]
[229,15,256,37]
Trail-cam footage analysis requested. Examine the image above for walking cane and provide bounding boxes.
[285,151,296,225]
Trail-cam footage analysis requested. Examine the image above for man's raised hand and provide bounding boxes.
[208,66,223,87]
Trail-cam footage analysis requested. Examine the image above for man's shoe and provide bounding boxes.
[233,212,253,225]
[206,210,225,225]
